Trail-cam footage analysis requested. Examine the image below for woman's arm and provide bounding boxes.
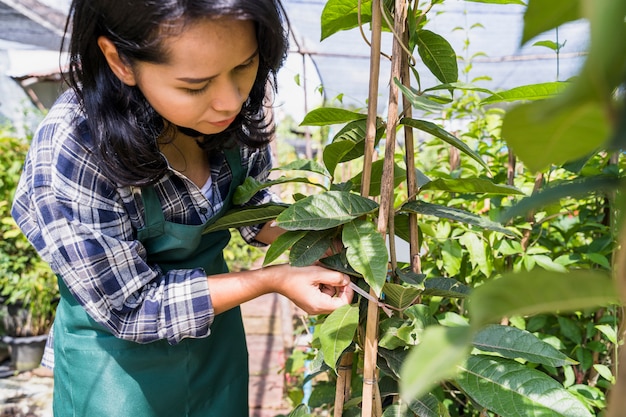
[208,263,353,315]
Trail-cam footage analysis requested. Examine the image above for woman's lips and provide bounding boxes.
[209,116,236,127]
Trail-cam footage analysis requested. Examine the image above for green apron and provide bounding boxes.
[53,148,249,417]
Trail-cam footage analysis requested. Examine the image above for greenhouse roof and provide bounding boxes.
[276,0,589,120]
[1,0,590,121]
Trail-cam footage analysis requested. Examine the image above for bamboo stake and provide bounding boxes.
[333,354,352,417]
[359,0,383,415]
[400,15,421,275]
[363,1,407,416]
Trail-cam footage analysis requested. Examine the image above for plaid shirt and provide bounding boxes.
[12,89,275,350]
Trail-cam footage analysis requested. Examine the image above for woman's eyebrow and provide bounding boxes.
[176,49,259,84]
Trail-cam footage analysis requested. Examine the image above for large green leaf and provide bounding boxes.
[322,119,385,177]
[501,100,609,173]
[400,326,473,402]
[500,176,622,222]
[319,304,359,370]
[420,177,524,195]
[320,0,373,40]
[276,191,379,230]
[422,277,471,299]
[300,107,367,126]
[473,324,577,367]
[401,200,513,236]
[202,204,287,233]
[342,219,388,297]
[289,229,336,267]
[264,230,307,266]
[382,283,422,310]
[481,82,570,104]
[457,355,593,417]
[400,118,489,171]
[350,159,406,197]
[233,176,325,205]
[416,30,458,84]
[469,270,618,328]
[522,0,582,45]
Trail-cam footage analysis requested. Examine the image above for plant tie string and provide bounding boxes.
[349,282,393,318]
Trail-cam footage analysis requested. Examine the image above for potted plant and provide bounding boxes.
[0,128,58,372]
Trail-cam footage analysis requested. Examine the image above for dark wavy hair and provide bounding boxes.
[62,0,288,186]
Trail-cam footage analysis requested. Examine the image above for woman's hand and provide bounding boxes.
[268,264,354,315]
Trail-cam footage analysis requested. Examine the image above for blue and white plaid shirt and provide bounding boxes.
[12,90,275,354]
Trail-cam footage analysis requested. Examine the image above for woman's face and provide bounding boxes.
[130,18,259,136]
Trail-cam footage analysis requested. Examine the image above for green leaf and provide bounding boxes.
[473,324,577,367]
[422,277,471,299]
[416,30,458,84]
[500,176,622,222]
[457,355,593,417]
[421,177,525,195]
[350,159,406,196]
[382,283,421,310]
[460,233,492,277]
[533,40,560,51]
[233,176,324,205]
[401,200,513,235]
[396,268,426,286]
[288,404,311,417]
[595,324,618,344]
[422,82,494,95]
[264,230,307,266]
[400,118,489,171]
[342,219,388,297]
[276,159,332,179]
[522,0,582,45]
[319,304,359,370]
[557,316,583,345]
[323,119,384,176]
[276,191,378,231]
[323,140,356,178]
[320,0,373,40]
[395,81,446,112]
[202,204,287,234]
[532,254,569,272]
[406,393,444,417]
[400,326,473,402]
[380,317,417,350]
[469,270,618,328]
[501,100,610,173]
[300,107,367,126]
[319,253,362,278]
[289,229,336,267]
[481,82,570,104]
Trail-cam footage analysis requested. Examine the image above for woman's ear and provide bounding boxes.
[97,36,137,86]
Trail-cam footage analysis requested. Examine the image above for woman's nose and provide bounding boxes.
[211,77,242,113]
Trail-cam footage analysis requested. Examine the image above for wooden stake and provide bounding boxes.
[333,353,353,417]
[360,0,383,415]
[400,16,421,275]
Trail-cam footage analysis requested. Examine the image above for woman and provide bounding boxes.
[11,1,353,415]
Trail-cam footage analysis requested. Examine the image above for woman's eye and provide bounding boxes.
[185,86,208,95]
